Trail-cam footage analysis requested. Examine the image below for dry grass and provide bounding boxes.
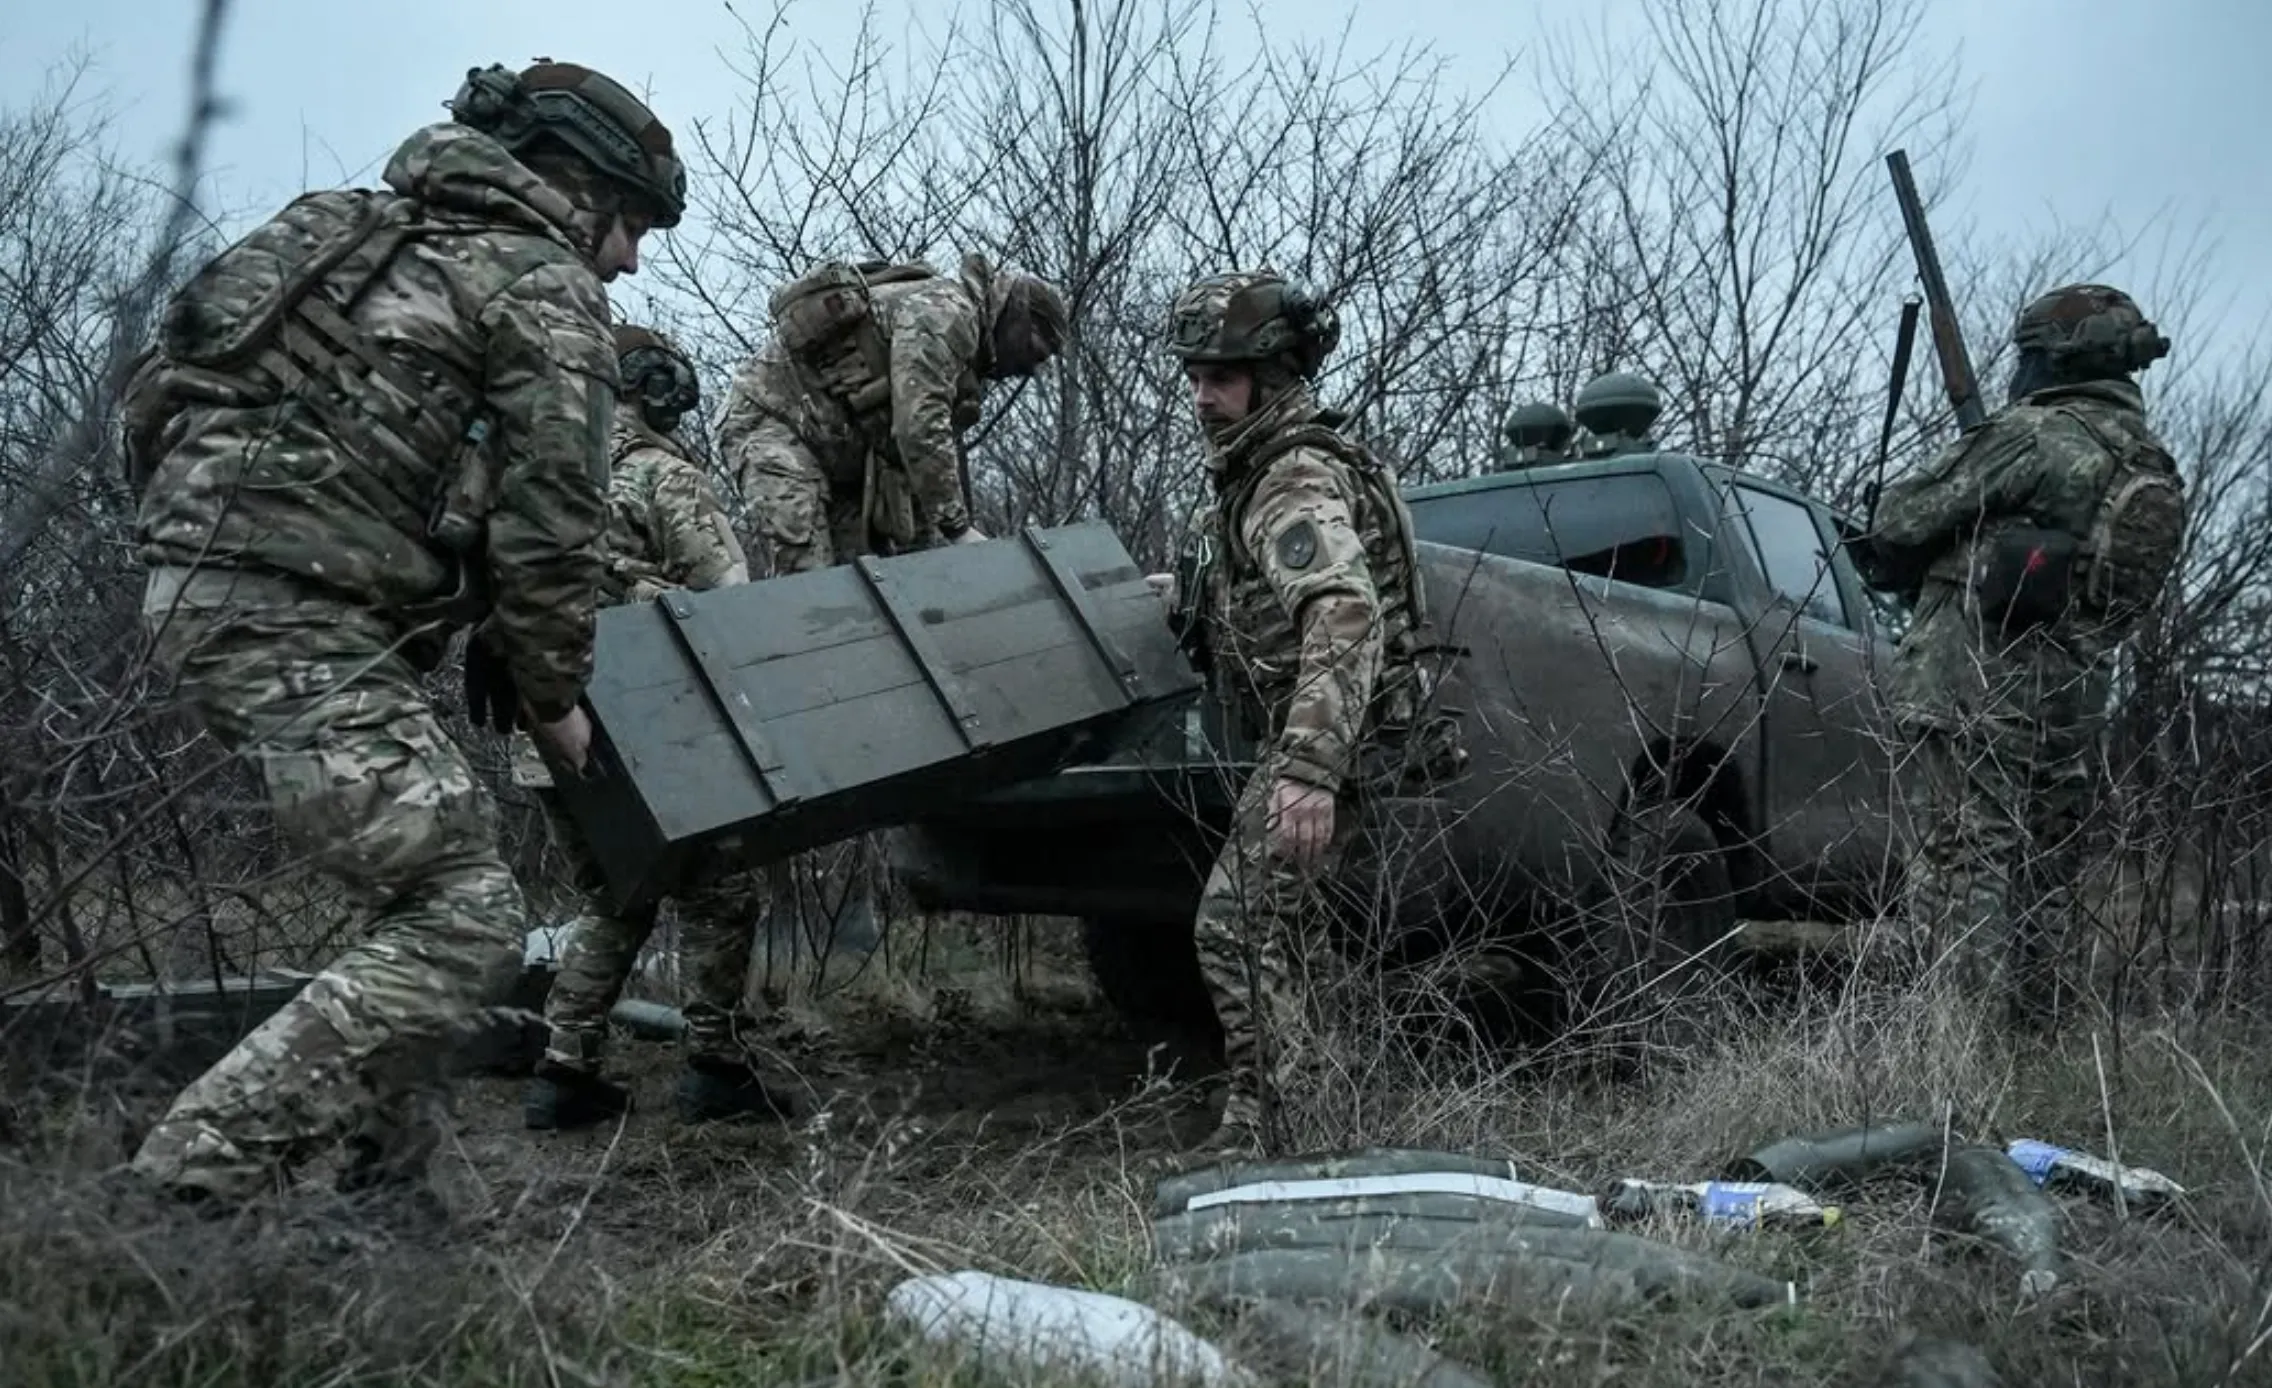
[4,921,2272,1388]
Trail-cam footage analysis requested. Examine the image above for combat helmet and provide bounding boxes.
[448,60,687,228]
[612,324,700,432]
[1166,269,1340,380]
[2012,283,2170,378]
[987,270,1071,378]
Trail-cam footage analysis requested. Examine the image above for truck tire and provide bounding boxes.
[1565,797,1742,1073]
[1080,916,1225,1069]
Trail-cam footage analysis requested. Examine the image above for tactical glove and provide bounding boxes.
[463,632,522,733]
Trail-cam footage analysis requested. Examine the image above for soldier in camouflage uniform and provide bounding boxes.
[713,255,1068,946]
[715,253,1069,571]
[512,325,801,1131]
[1163,270,1466,1156]
[119,61,686,1211]
[1867,284,2185,1026]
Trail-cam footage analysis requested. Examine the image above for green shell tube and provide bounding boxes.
[1236,1299,1497,1388]
[1153,1192,1601,1265]
[1160,1230,1795,1316]
[1153,1148,1523,1218]
[1728,1121,1949,1191]
[1932,1144,2064,1297]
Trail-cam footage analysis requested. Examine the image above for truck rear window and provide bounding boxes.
[1406,472,1689,589]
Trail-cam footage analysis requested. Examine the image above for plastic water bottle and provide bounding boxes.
[2006,1139,2185,1209]
[1603,1178,1841,1229]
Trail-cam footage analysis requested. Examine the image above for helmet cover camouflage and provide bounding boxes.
[612,323,699,426]
[1166,269,1341,379]
[990,272,1070,374]
[2011,283,2171,375]
[611,323,679,358]
[448,60,687,228]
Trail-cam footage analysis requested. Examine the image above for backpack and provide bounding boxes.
[163,189,427,371]
[147,188,495,551]
[768,259,939,411]
[1969,407,2186,636]
[2080,446,2187,623]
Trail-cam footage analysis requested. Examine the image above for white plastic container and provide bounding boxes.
[884,1269,1255,1388]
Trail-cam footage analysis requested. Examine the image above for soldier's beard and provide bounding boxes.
[1198,406,1242,440]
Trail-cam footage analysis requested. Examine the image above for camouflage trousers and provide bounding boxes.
[1899,708,2100,1025]
[129,566,524,1201]
[736,415,879,575]
[533,789,769,1071]
[1191,762,1361,1151]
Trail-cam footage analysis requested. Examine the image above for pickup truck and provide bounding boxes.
[886,380,1912,1055]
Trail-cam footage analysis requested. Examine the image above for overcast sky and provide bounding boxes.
[5,0,2264,358]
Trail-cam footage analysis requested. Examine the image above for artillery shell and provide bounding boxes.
[1932,1144,2063,1297]
[1162,1229,1794,1317]
[1238,1299,1497,1388]
[1729,1120,1948,1191]
[607,998,686,1041]
[1153,1192,1598,1265]
[1154,1147,1521,1218]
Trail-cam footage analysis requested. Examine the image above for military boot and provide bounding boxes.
[676,1054,802,1125]
[523,1060,632,1131]
[1189,1083,1273,1162]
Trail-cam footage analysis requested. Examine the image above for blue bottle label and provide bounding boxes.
[2006,1139,2069,1184]
[1698,1182,1771,1225]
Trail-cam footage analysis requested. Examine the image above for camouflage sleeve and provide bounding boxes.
[1871,414,2038,559]
[476,262,617,723]
[648,452,752,591]
[713,352,775,500]
[886,306,982,537]
[1236,447,1384,795]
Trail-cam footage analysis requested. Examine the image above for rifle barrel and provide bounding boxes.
[1885,149,1987,432]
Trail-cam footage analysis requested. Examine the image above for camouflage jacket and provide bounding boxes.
[1872,379,2171,727]
[717,259,990,540]
[601,415,750,604]
[132,122,617,721]
[1193,386,1435,797]
[515,416,749,790]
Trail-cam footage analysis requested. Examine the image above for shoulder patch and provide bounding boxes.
[1274,518,1320,572]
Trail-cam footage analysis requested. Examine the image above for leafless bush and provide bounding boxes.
[0,19,588,992]
[1542,0,1967,493]
[0,36,275,990]
[656,0,1612,568]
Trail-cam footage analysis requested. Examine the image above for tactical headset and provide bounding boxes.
[2064,313,2172,374]
[2014,285,2172,376]
[1170,270,1343,381]
[620,343,700,432]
